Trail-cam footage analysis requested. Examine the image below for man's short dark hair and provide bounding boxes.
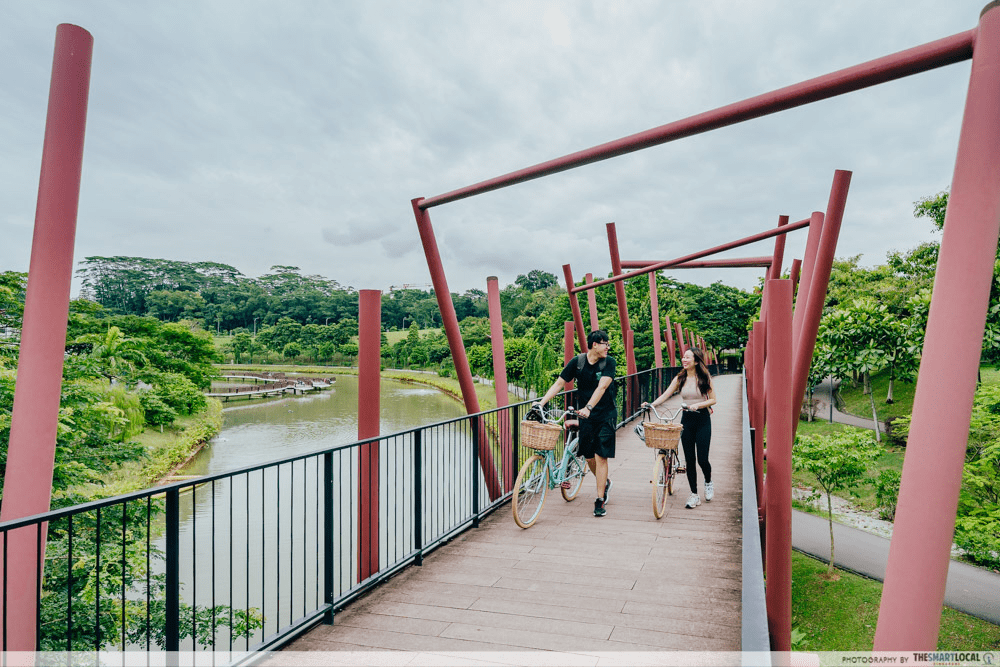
[587,329,609,349]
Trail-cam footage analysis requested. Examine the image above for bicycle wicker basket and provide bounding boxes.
[520,421,563,451]
[643,421,682,450]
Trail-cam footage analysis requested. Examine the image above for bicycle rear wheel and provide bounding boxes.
[652,453,669,519]
[667,449,678,496]
[560,445,587,501]
[513,454,549,528]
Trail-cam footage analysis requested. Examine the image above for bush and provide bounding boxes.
[152,372,206,416]
[874,469,901,521]
[953,516,1000,569]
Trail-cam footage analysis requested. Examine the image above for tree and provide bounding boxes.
[74,326,149,382]
[282,341,302,361]
[514,270,558,292]
[793,431,880,575]
[229,332,253,364]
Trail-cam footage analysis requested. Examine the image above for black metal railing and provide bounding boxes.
[0,364,736,659]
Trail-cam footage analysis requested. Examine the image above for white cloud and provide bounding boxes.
[0,0,989,292]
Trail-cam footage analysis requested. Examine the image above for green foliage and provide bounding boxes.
[139,391,178,430]
[794,430,880,572]
[150,372,206,416]
[913,190,949,231]
[874,469,901,521]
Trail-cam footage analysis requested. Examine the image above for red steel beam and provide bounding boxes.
[584,273,600,330]
[769,215,790,280]
[649,272,663,368]
[876,2,1000,650]
[411,200,502,500]
[486,277,514,491]
[664,314,677,367]
[791,212,825,357]
[622,256,773,269]
[0,24,93,650]
[607,223,637,375]
[571,218,810,293]
[791,172,851,443]
[357,289,381,580]
[417,30,972,210]
[764,279,794,652]
[562,264,588,352]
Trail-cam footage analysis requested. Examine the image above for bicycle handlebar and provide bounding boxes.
[641,403,686,423]
[528,404,577,425]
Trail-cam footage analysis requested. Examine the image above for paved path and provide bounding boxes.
[808,377,877,430]
[268,375,746,664]
[792,510,1000,624]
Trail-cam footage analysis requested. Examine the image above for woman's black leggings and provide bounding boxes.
[680,409,712,493]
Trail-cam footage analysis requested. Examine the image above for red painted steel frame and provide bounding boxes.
[562,264,588,352]
[769,216,790,280]
[411,200,502,500]
[417,30,972,210]
[664,315,676,366]
[486,277,514,491]
[648,273,663,368]
[791,213,824,356]
[574,217,810,293]
[584,273,600,330]
[622,257,773,269]
[876,2,1000,649]
[358,289,381,580]
[0,24,92,650]
[563,321,576,392]
[675,322,686,355]
[791,172,852,441]
[751,321,766,511]
[764,280,794,652]
[606,223,637,375]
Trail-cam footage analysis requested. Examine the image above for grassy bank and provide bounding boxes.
[70,399,224,499]
[216,363,522,410]
[792,550,1000,650]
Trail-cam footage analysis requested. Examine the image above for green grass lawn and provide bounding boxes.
[792,550,1000,650]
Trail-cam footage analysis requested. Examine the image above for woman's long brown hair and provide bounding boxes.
[677,347,712,397]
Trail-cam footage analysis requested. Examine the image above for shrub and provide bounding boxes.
[874,469,901,521]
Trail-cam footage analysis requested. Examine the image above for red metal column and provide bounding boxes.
[664,315,677,366]
[563,264,588,351]
[791,172,852,440]
[0,24,93,651]
[606,223,637,375]
[585,273,600,331]
[791,212,825,354]
[769,216,790,280]
[675,322,686,355]
[357,290,381,580]
[764,280,794,652]
[487,277,513,491]
[752,320,766,511]
[563,321,576,397]
[649,272,663,368]
[411,200,502,500]
[876,3,1000,650]
[789,258,802,298]
[626,329,635,412]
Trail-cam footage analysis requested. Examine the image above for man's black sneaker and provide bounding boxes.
[594,497,607,517]
[604,478,613,504]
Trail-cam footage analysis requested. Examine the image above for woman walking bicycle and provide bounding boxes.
[643,347,717,509]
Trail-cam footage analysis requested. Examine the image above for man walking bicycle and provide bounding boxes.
[534,330,617,517]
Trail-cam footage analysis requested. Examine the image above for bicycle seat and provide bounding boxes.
[564,419,580,430]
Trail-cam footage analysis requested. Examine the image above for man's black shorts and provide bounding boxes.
[578,411,616,459]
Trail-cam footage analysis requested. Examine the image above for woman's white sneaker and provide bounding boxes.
[705,482,714,501]
[685,493,701,509]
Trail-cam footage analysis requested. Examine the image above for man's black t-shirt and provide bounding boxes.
[559,354,617,414]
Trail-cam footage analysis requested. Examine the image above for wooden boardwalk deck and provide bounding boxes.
[268,374,745,664]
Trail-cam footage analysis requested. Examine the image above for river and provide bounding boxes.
[164,374,481,651]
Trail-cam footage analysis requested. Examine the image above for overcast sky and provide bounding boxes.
[1,1,990,297]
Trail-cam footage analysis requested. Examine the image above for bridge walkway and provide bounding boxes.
[270,374,744,662]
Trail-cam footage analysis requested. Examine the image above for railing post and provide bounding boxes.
[511,406,520,494]
[165,488,180,653]
[413,431,424,566]
[471,417,481,528]
[323,452,334,623]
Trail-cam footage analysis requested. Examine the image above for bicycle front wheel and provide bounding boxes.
[513,454,549,528]
[560,445,587,502]
[652,453,669,519]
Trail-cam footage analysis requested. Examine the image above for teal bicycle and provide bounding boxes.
[512,405,588,529]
